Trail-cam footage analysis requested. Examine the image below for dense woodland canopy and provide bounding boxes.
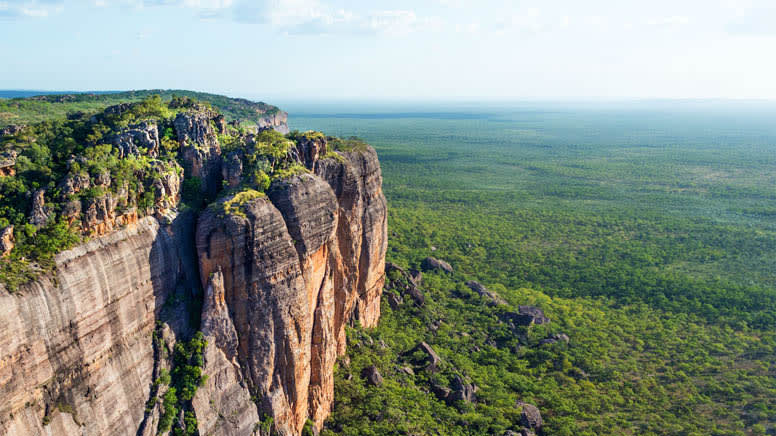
[292,106,776,435]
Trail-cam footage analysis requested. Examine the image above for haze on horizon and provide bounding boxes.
[2,0,776,101]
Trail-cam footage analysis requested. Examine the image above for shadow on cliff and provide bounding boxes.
[136,209,204,436]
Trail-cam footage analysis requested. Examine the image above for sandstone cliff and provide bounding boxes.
[194,140,387,436]
[0,109,386,436]
[0,214,200,436]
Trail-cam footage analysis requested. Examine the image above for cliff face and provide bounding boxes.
[0,115,387,436]
[0,215,199,436]
[195,142,387,435]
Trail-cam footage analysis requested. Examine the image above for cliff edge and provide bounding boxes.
[0,97,386,436]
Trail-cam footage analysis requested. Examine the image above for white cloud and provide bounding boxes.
[494,8,550,35]
[0,0,439,36]
[0,0,63,18]
[231,0,439,36]
[726,4,776,36]
[646,15,690,27]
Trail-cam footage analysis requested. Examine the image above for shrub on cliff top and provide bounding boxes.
[328,136,369,152]
[221,189,265,218]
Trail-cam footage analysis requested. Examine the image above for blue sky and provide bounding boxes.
[2,0,776,100]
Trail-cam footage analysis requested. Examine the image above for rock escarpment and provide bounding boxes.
[0,104,387,436]
[0,214,199,436]
[195,138,387,435]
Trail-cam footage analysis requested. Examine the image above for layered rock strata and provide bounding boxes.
[0,215,198,436]
[195,141,387,435]
[0,113,386,436]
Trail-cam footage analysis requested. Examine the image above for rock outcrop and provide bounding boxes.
[0,150,17,177]
[511,306,550,326]
[421,256,453,273]
[361,366,383,387]
[466,280,506,306]
[109,121,160,158]
[0,109,386,436]
[29,189,52,228]
[0,215,198,436]
[0,225,13,257]
[195,140,387,435]
[258,110,290,134]
[176,111,223,199]
[518,402,543,431]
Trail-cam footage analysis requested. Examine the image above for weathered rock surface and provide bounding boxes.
[314,147,388,350]
[361,366,383,387]
[29,188,52,227]
[58,172,91,197]
[385,262,425,306]
[519,402,543,431]
[222,150,244,188]
[0,225,13,256]
[109,121,160,158]
[0,149,17,177]
[192,269,259,436]
[1,120,386,436]
[466,280,506,305]
[421,256,453,273]
[540,333,570,346]
[0,216,195,436]
[0,124,25,138]
[408,341,442,373]
[511,306,550,326]
[258,110,290,134]
[195,142,386,435]
[175,111,223,198]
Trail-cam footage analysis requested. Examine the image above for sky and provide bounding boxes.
[2,0,776,101]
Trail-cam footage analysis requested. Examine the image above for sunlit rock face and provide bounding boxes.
[0,120,386,436]
[195,141,387,436]
[0,216,193,436]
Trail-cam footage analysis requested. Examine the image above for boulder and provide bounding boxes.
[431,383,452,402]
[29,189,51,228]
[409,341,442,373]
[449,375,476,404]
[0,226,14,257]
[466,280,506,305]
[408,268,422,286]
[58,173,91,197]
[361,366,383,387]
[0,124,24,138]
[0,150,17,177]
[513,306,550,326]
[421,257,453,273]
[518,402,543,430]
[405,285,425,307]
[540,333,569,346]
[386,291,403,310]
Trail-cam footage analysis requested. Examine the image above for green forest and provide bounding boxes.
[0,89,280,128]
[290,104,776,435]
